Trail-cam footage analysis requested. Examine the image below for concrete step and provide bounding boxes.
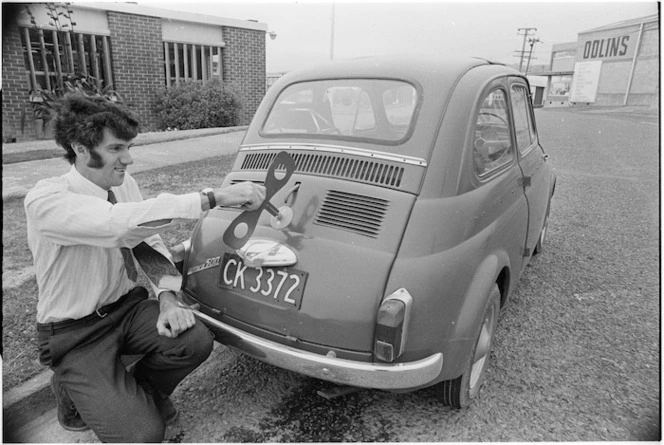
[5,408,98,443]
[3,356,144,442]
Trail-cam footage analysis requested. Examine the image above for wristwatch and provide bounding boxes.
[201,188,216,209]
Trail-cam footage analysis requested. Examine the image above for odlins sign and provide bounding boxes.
[581,33,636,60]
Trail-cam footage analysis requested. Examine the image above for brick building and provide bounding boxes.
[2,3,268,142]
[539,14,659,108]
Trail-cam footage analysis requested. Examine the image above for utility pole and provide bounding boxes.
[516,27,537,72]
[525,37,541,75]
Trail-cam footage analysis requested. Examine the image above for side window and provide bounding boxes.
[510,84,536,153]
[473,89,514,177]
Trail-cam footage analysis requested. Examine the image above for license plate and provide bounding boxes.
[218,253,308,310]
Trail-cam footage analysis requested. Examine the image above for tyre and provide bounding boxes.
[534,214,548,255]
[438,285,500,408]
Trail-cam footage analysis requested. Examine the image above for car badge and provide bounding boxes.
[236,239,297,268]
[187,256,221,275]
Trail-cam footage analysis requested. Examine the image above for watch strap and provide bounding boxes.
[203,189,216,209]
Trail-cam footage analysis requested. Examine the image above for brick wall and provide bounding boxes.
[2,22,35,142]
[222,26,266,125]
[2,11,267,141]
[107,12,165,131]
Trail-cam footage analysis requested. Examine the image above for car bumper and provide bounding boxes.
[187,306,444,390]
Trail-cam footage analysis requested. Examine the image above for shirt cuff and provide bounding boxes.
[157,289,177,299]
[178,192,204,218]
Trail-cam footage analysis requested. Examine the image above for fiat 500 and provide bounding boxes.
[177,56,556,408]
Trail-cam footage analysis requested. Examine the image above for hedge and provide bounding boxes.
[155,79,242,130]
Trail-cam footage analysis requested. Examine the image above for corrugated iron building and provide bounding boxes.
[540,14,658,108]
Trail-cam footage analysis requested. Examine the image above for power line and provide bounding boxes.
[525,37,542,75]
[515,27,537,72]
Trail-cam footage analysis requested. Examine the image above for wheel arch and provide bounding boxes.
[439,250,509,380]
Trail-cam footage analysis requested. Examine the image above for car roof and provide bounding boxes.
[278,55,510,85]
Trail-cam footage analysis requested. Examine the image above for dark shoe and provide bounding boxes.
[153,391,180,426]
[50,374,90,432]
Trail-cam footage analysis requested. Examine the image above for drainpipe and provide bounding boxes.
[624,22,645,106]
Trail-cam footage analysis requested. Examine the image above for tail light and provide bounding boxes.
[374,288,413,362]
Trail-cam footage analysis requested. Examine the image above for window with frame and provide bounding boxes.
[261,79,417,143]
[163,41,223,87]
[19,27,113,93]
[473,89,514,177]
[510,85,537,153]
[553,50,575,59]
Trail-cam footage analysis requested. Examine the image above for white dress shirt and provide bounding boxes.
[25,165,202,323]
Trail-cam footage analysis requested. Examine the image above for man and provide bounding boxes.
[25,94,265,442]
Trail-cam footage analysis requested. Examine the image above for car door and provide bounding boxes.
[508,77,550,259]
[470,83,530,278]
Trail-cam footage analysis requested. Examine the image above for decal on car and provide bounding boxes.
[187,256,221,275]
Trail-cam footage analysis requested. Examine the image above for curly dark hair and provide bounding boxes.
[53,93,140,164]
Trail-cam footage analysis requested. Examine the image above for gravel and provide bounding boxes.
[3,108,659,441]
[160,108,659,442]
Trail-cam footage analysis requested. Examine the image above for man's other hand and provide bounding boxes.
[156,291,195,338]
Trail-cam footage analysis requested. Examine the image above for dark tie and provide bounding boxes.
[107,190,179,284]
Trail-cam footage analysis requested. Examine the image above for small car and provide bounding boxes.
[178,55,556,408]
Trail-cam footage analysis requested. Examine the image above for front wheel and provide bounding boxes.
[437,285,500,408]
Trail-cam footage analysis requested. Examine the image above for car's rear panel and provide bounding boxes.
[182,146,425,355]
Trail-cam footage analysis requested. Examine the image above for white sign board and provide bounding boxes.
[570,61,602,103]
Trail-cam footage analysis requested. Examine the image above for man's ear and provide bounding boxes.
[72,142,88,159]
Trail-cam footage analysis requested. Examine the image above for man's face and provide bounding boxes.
[76,128,134,190]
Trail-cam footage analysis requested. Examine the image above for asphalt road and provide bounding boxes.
[13,108,660,442]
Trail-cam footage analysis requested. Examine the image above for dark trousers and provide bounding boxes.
[37,287,214,442]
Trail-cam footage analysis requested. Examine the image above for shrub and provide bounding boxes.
[155,79,242,130]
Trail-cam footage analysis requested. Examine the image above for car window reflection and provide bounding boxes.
[473,89,514,177]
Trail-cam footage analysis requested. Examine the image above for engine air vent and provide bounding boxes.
[241,152,405,188]
[314,190,389,238]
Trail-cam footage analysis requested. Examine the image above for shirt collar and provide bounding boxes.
[65,165,110,200]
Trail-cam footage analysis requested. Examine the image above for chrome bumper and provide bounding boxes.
[189,307,443,390]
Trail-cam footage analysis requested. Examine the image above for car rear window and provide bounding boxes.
[261,79,418,144]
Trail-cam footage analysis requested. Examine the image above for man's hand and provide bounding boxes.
[156,291,195,338]
[216,182,266,211]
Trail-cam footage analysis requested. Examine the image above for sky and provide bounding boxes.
[142,1,658,73]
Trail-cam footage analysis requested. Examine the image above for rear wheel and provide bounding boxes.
[438,285,500,408]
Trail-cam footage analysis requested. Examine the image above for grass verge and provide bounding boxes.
[2,154,235,390]
[2,127,247,165]
[2,149,64,164]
